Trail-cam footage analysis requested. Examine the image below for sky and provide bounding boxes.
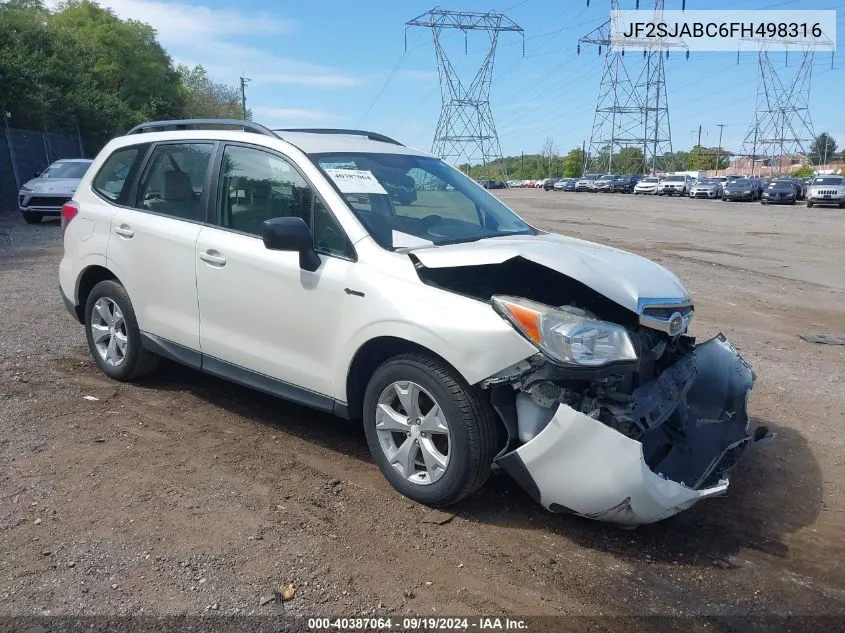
[93,0,844,159]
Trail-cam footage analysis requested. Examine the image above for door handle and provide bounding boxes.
[199,250,227,267]
[113,224,134,238]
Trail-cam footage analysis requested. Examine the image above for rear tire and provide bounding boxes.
[84,280,159,382]
[21,212,42,224]
[362,353,499,507]
[807,201,814,208]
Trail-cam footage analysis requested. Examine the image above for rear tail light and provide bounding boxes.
[61,201,79,234]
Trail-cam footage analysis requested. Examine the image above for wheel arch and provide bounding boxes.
[344,336,465,421]
[74,265,122,324]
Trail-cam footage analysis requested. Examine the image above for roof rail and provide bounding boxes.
[274,128,403,146]
[126,119,278,138]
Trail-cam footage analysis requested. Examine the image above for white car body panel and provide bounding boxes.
[107,208,202,351]
[409,233,689,313]
[195,225,352,397]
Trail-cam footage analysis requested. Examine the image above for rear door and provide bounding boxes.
[106,141,215,353]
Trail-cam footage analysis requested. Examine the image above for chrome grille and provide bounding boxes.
[638,300,694,336]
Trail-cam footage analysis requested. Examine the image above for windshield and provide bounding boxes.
[41,161,91,179]
[727,180,751,187]
[310,152,535,249]
[812,177,844,185]
[698,179,718,185]
[664,176,684,182]
[768,181,794,190]
[641,177,658,183]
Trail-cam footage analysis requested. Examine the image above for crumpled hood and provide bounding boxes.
[409,233,689,313]
[21,178,81,194]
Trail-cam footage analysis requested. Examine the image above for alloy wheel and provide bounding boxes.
[90,297,128,367]
[375,381,451,485]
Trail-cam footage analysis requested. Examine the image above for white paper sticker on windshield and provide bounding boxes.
[325,169,387,195]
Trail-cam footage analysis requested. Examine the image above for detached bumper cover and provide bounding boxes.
[495,335,772,525]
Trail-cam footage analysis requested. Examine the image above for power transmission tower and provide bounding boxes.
[579,1,686,174]
[579,1,642,174]
[739,37,834,176]
[406,8,523,178]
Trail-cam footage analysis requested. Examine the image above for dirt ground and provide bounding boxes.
[1,191,844,625]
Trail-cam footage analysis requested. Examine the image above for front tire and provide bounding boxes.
[362,353,499,507]
[807,201,814,208]
[84,280,159,381]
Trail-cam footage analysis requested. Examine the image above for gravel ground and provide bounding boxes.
[0,193,843,626]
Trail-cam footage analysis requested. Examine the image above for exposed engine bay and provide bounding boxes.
[413,255,773,525]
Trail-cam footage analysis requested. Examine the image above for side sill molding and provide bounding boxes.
[202,355,335,413]
[140,332,202,369]
[139,333,350,417]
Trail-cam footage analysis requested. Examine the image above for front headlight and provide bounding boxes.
[491,295,637,367]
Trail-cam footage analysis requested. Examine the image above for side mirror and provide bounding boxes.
[34,170,42,178]
[262,216,321,272]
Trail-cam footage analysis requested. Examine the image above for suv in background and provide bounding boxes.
[58,119,769,526]
[658,175,691,196]
[18,158,94,224]
[806,175,845,208]
[574,174,600,192]
[542,177,560,191]
[610,174,641,193]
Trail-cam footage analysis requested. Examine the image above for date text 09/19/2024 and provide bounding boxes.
[307,617,528,630]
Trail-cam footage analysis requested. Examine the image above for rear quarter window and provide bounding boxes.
[92,146,143,202]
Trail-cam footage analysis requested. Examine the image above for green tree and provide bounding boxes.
[0,0,184,152]
[177,64,248,120]
[792,165,815,178]
[808,133,837,165]
[687,144,730,170]
[615,147,646,174]
[562,147,586,177]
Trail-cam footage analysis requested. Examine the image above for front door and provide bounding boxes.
[195,143,355,397]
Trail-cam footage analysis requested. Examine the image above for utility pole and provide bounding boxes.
[715,124,725,174]
[239,76,250,121]
[521,151,524,177]
[697,125,702,147]
[581,139,588,176]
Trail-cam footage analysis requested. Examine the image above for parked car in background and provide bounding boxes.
[689,178,723,199]
[723,178,760,201]
[760,179,797,205]
[59,119,770,525]
[593,174,616,192]
[542,177,560,191]
[18,158,94,224]
[658,175,691,196]
[480,180,507,190]
[633,176,660,195]
[610,174,641,193]
[806,175,845,208]
[723,175,747,190]
[574,174,600,192]
[788,177,807,200]
[553,178,576,191]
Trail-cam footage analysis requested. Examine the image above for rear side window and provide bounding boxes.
[92,147,141,201]
[136,143,214,221]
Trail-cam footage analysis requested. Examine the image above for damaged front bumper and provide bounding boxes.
[492,335,773,526]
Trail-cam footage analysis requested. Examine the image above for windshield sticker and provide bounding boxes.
[325,169,388,195]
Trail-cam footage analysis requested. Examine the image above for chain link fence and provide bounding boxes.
[1,119,86,216]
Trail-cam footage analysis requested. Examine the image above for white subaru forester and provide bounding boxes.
[59,120,771,525]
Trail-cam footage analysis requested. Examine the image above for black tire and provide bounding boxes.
[807,201,813,208]
[21,212,42,224]
[84,280,159,381]
[362,353,499,507]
